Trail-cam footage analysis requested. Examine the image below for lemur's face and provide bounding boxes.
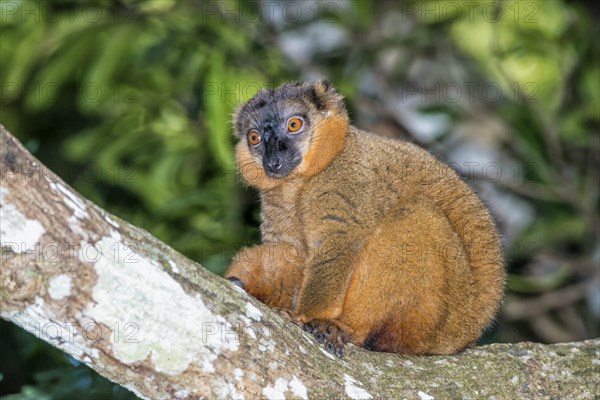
[233,81,348,188]
[234,83,323,178]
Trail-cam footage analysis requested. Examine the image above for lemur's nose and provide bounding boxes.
[266,159,283,173]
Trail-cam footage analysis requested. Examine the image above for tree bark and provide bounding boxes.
[0,124,598,400]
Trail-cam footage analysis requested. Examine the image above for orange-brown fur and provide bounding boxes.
[226,81,505,355]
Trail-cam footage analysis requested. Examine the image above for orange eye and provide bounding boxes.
[287,117,303,133]
[247,130,261,146]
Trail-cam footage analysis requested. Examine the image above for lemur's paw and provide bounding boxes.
[272,308,309,327]
[304,319,349,358]
[226,277,245,290]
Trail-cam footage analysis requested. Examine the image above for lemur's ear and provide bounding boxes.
[309,80,345,112]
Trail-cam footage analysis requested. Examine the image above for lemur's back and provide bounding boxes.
[337,128,505,351]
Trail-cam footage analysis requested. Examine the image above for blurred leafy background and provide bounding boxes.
[0,0,598,398]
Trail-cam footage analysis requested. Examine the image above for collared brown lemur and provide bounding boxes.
[225,81,504,358]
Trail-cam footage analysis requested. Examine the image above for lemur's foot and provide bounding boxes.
[226,277,245,290]
[304,319,349,358]
[272,307,308,327]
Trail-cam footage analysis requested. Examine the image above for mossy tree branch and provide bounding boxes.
[0,125,598,399]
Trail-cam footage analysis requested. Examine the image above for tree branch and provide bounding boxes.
[0,125,598,399]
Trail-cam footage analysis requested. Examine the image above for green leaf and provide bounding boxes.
[30,34,96,111]
[80,25,137,112]
[205,53,234,168]
[507,267,571,293]
[5,22,44,86]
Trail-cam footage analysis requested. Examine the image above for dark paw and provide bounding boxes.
[226,277,245,290]
[305,319,349,358]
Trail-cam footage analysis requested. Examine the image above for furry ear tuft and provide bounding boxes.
[313,80,332,98]
[310,80,346,113]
